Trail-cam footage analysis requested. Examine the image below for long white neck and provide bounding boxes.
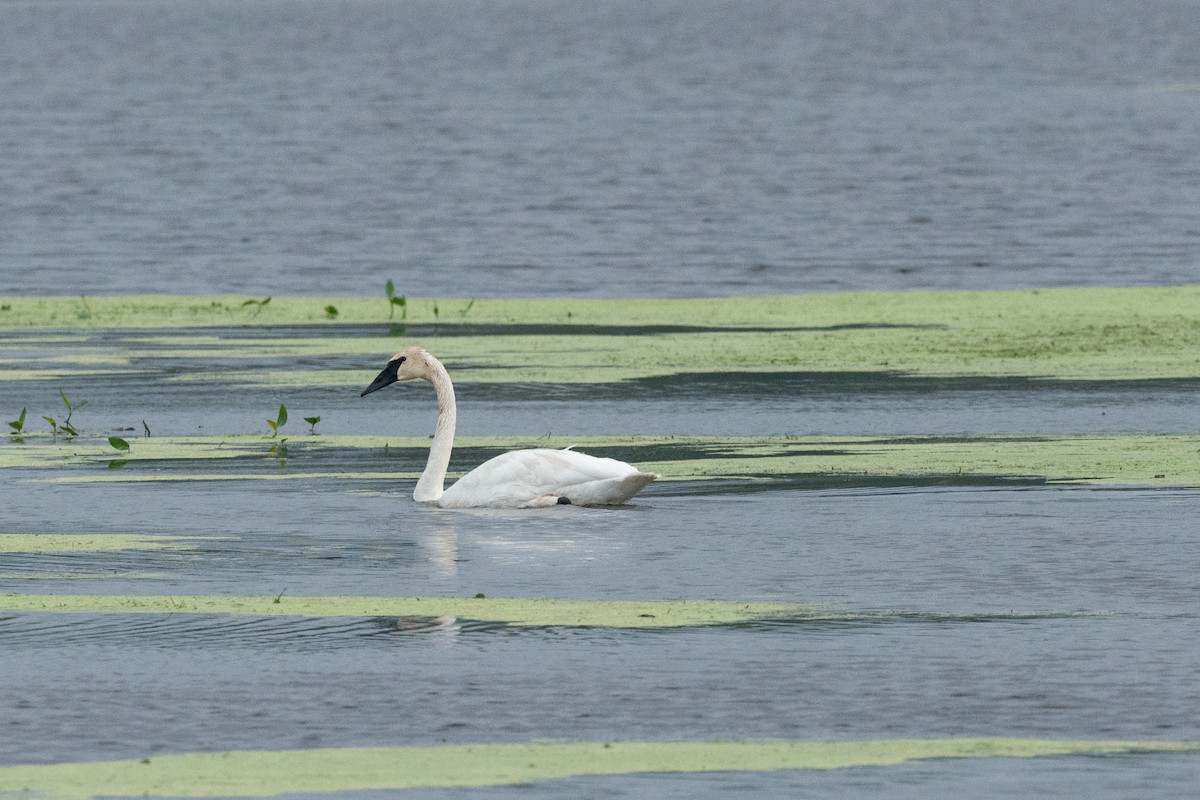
[413,355,456,503]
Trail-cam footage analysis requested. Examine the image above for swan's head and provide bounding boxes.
[360,346,434,396]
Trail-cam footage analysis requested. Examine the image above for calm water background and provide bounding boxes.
[3,1,1200,797]
[2,0,1200,296]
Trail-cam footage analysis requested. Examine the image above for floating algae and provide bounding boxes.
[0,534,197,554]
[0,738,1196,799]
[19,433,1200,489]
[0,594,800,629]
[2,287,1200,382]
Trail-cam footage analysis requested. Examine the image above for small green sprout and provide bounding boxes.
[108,436,130,451]
[304,415,321,434]
[266,404,287,437]
[241,297,271,316]
[459,299,476,320]
[57,390,83,437]
[324,305,339,319]
[7,408,26,435]
[385,280,406,320]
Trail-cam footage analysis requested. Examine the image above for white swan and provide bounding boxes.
[361,347,658,508]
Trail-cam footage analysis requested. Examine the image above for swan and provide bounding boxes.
[360,347,658,508]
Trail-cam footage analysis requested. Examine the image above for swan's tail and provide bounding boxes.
[565,471,659,506]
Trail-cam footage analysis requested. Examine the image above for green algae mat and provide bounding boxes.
[0,594,794,628]
[0,593,1112,628]
[7,433,1200,488]
[1,738,1196,798]
[0,534,197,554]
[3,286,1200,382]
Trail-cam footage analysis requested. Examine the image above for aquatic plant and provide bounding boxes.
[241,297,271,316]
[6,407,26,435]
[107,435,130,468]
[48,390,84,438]
[385,280,406,320]
[266,404,287,437]
[304,415,321,434]
[324,305,339,319]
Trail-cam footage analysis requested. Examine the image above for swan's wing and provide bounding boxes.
[439,448,656,508]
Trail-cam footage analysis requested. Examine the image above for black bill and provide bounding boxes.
[360,363,399,397]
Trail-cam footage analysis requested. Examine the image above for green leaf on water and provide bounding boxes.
[324,305,338,318]
[7,408,25,433]
[108,436,130,451]
[386,281,406,319]
[304,416,320,425]
[267,404,287,436]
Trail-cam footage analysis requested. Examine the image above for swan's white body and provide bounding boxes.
[362,347,658,508]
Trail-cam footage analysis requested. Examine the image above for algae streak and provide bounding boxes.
[23,433,1200,488]
[0,738,1196,799]
[0,594,797,628]
[0,534,195,553]
[2,287,1200,380]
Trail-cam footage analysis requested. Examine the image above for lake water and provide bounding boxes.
[3,321,1200,796]
[3,0,1200,797]
[2,0,1200,297]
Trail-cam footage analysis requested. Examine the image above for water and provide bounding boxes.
[2,0,1200,297]
[3,325,1200,795]
[3,0,1200,796]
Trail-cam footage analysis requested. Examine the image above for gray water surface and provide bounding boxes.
[3,1,1200,796]
[3,0,1200,297]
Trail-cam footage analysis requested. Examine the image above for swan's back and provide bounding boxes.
[437,448,657,508]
